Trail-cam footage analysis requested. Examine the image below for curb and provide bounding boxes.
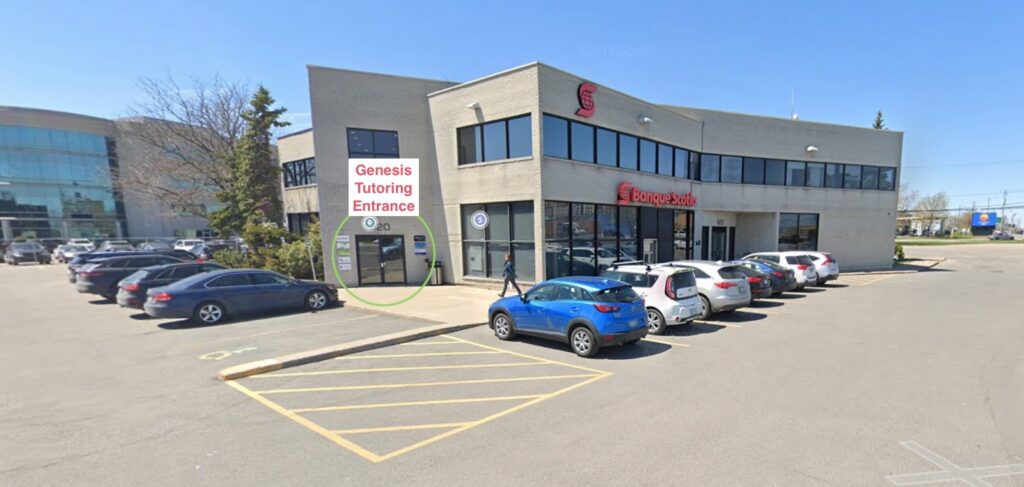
[216,322,485,381]
[842,257,946,276]
[337,301,447,325]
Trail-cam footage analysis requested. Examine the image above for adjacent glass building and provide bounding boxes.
[0,109,127,242]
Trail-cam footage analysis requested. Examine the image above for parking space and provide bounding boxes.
[3,244,1024,486]
[228,334,610,463]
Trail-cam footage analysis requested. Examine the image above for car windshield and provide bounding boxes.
[593,286,640,304]
[717,266,746,280]
[670,271,697,289]
[796,256,815,266]
[13,243,42,251]
[598,270,656,288]
[66,245,87,252]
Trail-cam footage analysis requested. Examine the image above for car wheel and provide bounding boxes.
[646,308,667,335]
[306,290,329,311]
[569,326,598,358]
[698,295,712,320]
[492,312,515,340]
[193,301,226,325]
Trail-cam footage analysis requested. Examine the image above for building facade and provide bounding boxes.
[0,106,214,242]
[308,62,902,287]
[277,128,319,234]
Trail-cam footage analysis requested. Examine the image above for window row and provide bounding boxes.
[347,128,399,158]
[0,186,121,219]
[778,213,819,251]
[457,114,532,165]
[282,157,316,187]
[0,125,110,155]
[543,114,690,177]
[540,113,896,191]
[0,150,115,187]
[461,201,535,281]
[701,156,896,191]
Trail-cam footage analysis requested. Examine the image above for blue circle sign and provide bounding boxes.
[470,210,489,230]
[361,216,378,231]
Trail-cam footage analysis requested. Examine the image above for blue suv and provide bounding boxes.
[488,276,647,357]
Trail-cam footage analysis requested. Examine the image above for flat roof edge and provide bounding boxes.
[0,105,115,126]
[306,64,457,85]
[427,62,541,97]
[660,104,905,135]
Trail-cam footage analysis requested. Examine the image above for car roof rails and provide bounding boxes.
[608,260,644,270]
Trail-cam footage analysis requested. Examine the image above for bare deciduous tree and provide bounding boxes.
[116,75,250,218]
[898,183,919,214]
[915,191,949,233]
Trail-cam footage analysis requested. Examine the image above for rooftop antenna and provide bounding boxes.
[790,89,799,120]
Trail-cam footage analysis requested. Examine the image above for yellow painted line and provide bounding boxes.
[255,361,547,378]
[290,394,545,413]
[375,373,611,462]
[224,380,383,463]
[333,422,471,434]
[718,323,744,328]
[443,335,609,375]
[334,351,501,360]
[256,374,601,394]
[643,337,691,347]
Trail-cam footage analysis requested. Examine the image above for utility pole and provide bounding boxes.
[1001,189,1008,232]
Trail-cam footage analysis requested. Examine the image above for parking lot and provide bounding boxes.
[2,244,1023,486]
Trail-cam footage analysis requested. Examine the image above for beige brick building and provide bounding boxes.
[308,62,902,286]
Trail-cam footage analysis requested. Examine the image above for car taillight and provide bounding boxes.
[593,304,620,313]
[664,278,676,299]
[823,257,833,265]
[79,271,101,278]
[772,271,785,277]
[714,281,737,289]
[122,283,140,292]
[196,257,205,263]
[747,276,763,284]
[797,264,809,270]
[153,292,173,302]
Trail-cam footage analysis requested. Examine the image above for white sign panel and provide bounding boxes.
[348,158,419,216]
[336,256,352,271]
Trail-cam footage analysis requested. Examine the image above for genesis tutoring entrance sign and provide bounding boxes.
[349,158,419,216]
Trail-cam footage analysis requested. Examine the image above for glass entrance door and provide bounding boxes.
[356,235,407,285]
[710,227,728,261]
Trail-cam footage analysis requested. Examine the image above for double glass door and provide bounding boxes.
[356,235,406,285]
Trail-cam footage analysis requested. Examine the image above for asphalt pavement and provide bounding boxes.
[1,244,1022,486]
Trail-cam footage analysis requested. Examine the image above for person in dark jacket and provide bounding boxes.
[499,253,522,297]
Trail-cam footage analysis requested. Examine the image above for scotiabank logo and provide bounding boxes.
[616,181,697,208]
[575,82,596,118]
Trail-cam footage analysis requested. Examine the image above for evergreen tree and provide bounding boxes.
[210,86,289,235]
[872,110,886,130]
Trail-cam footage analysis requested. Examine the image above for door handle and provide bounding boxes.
[569,307,579,313]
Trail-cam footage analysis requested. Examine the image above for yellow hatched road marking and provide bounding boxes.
[334,351,501,360]
[290,394,546,413]
[375,373,610,462]
[256,373,601,394]
[642,337,691,347]
[442,334,609,375]
[225,380,383,463]
[334,422,471,434]
[255,361,547,378]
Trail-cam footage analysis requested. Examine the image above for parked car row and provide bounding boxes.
[54,247,339,325]
[488,250,840,357]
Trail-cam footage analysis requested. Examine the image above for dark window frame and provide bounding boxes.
[282,157,316,188]
[346,128,399,158]
[461,201,535,280]
[457,114,532,165]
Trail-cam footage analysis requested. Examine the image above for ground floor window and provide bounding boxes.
[461,202,534,281]
[779,213,819,251]
[287,212,319,234]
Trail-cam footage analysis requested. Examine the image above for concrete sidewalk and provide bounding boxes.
[337,284,501,325]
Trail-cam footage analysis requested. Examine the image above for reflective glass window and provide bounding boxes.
[700,154,720,182]
[658,144,674,176]
[721,156,742,183]
[861,166,879,190]
[825,163,844,188]
[674,148,689,179]
[806,163,825,187]
[765,159,786,185]
[570,122,594,163]
[743,158,765,184]
[507,115,532,159]
[595,128,617,167]
[879,167,896,190]
[618,135,638,170]
[542,115,569,158]
[639,140,656,173]
[844,165,862,189]
[787,161,807,187]
[482,121,508,161]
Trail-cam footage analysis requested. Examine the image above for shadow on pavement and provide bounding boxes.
[157,304,341,330]
[748,300,784,309]
[663,321,727,337]
[794,287,826,293]
[510,335,671,360]
[129,313,154,320]
[709,310,768,323]
[763,293,806,300]
[818,283,849,289]
[87,298,114,305]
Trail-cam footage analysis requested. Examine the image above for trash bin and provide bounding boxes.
[429,260,444,285]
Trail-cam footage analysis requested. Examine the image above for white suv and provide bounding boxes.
[743,252,818,288]
[600,264,703,335]
[803,251,839,283]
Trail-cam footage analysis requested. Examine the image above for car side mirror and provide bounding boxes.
[520,295,529,303]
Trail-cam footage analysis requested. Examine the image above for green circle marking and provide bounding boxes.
[331,215,437,307]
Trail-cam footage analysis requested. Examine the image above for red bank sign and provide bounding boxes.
[575,82,597,117]
[616,181,697,208]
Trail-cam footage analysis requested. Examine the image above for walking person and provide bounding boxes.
[499,253,522,297]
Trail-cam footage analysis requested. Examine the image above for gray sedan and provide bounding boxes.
[143,269,339,324]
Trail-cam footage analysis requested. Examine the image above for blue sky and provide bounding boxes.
[2,0,1023,211]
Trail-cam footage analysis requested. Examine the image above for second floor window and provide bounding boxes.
[458,114,532,165]
[347,129,399,158]
[282,157,316,187]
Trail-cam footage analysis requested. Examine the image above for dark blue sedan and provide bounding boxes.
[487,276,647,357]
[143,269,339,324]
